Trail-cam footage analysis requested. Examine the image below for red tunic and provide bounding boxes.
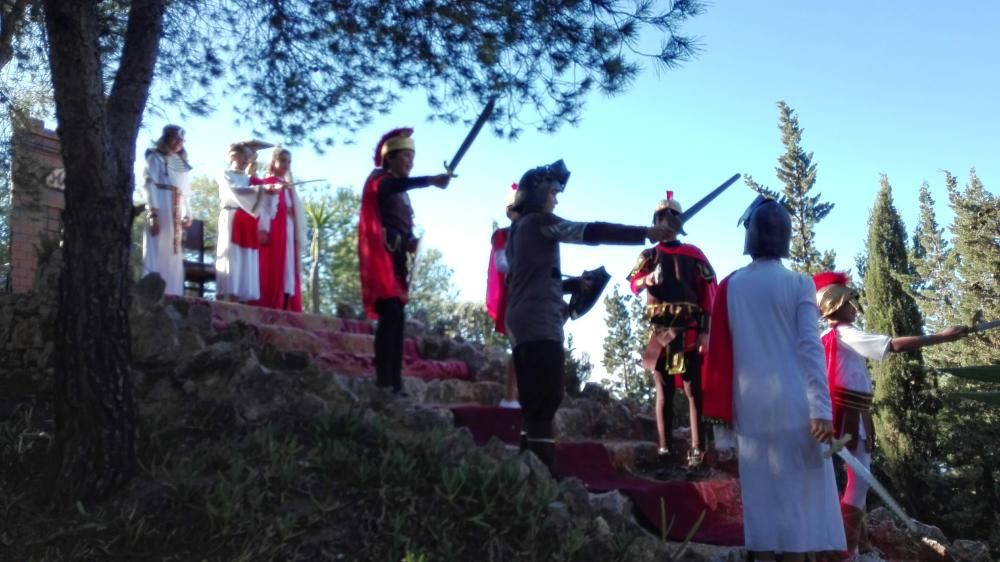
[254,176,303,311]
[358,169,408,319]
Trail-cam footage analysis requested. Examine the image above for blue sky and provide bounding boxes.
[132,2,1000,380]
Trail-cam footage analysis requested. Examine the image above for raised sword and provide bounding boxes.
[443,96,497,176]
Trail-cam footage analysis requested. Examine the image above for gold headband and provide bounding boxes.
[380,135,415,160]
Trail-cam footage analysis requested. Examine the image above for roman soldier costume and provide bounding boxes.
[358,127,443,392]
[627,191,716,467]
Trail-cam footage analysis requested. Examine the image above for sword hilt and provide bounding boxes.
[823,433,852,458]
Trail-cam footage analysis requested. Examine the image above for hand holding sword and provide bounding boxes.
[824,434,950,558]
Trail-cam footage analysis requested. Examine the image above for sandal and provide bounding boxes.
[686,448,705,468]
[657,446,671,457]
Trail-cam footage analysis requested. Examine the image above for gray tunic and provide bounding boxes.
[505,212,647,347]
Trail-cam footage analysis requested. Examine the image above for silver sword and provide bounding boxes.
[825,435,948,554]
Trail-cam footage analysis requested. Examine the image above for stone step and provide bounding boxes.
[175,297,471,381]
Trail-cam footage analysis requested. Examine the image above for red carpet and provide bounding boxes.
[451,405,744,546]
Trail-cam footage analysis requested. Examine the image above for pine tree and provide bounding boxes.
[601,284,653,403]
[933,170,1000,541]
[744,101,835,274]
[909,181,954,339]
[862,174,940,518]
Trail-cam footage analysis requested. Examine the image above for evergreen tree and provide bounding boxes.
[862,174,940,518]
[564,334,593,397]
[909,180,953,338]
[933,170,1000,543]
[744,101,835,274]
[601,284,652,403]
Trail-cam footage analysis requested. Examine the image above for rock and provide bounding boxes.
[665,541,746,561]
[471,381,505,405]
[948,539,992,562]
[867,507,949,561]
[554,407,591,438]
[134,273,166,307]
[557,477,593,516]
[216,320,258,347]
[541,501,571,532]
[520,450,555,484]
[589,490,631,521]
[424,378,477,404]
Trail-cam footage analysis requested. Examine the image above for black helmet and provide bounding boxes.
[511,159,571,214]
[739,195,791,259]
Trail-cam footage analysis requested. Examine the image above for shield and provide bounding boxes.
[566,266,611,321]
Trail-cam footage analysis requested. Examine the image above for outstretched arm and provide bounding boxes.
[890,325,968,352]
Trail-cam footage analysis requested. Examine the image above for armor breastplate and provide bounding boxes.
[381,191,414,234]
[646,252,699,305]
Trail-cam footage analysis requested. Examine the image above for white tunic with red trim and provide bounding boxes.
[727,259,845,552]
[216,170,262,301]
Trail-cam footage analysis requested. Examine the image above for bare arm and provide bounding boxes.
[889,325,968,352]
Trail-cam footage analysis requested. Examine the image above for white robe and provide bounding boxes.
[141,151,190,296]
[727,259,845,553]
[215,170,262,301]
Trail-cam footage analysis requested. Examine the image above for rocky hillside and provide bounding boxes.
[0,268,992,561]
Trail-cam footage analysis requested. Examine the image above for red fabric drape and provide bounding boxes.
[254,177,303,311]
[485,227,508,334]
[702,274,734,425]
[358,169,407,319]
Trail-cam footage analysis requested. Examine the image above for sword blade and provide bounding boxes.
[445,96,497,173]
[973,319,1000,333]
[679,173,742,224]
[833,447,918,534]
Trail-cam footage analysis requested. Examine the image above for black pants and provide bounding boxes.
[512,340,565,469]
[656,347,705,447]
[374,298,406,392]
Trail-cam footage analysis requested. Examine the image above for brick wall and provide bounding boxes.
[9,118,64,293]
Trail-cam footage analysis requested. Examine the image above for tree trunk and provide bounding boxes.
[310,231,321,314]
[44,0,165,504]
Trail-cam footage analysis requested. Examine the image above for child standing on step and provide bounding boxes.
[814,271,968,558]
[504,159,671,471]
[486,184,521,409]
[627,190,716,470]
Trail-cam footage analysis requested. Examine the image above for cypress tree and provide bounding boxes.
[909,181,954,338]
[744,101,835,274]
[934,170,1000,540]
[862,175,940,517]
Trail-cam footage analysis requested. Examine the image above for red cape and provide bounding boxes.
[485,227,508,334]
[702,273,734,425]
[654,242,711,264]
[253,177,303,312]
[358,169,408,319]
